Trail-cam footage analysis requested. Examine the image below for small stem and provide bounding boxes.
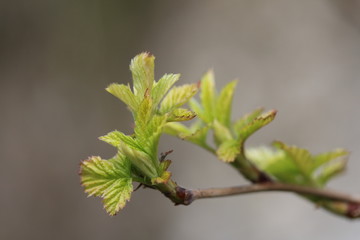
[231,154,272,183]
[191,182,360,204]
[153,180,360,218]
[155,179,192,205]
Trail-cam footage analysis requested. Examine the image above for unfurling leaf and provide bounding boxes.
[160,83,198,114]
[99,130,140,150]
[118,142,158,179]
[233,108,264,134]
[247,142,349,187]
[106,83,138,112]
[80,155,133,215]
[199,70,216,123]
[163,121,212,151]
[152,73,180,107]
[236,110,277,142]
[246,146,305,184]
[213,120,233,145]
[135,92,153,126]
[216,139,241,162]
[274,141,314,182]
[312,149,348,172]
[274,142,348,186]
[215,80,237,127]
[188,98,207,122]
[130,52,155,97]
[180,125,210,148]
[314,158,347,186]
[135,115,168,160]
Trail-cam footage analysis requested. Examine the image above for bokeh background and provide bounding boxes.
[1,1,360,239]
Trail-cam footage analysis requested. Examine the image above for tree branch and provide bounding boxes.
[191,182,360,204]
[191,183,360,204]
[160,182,358,218]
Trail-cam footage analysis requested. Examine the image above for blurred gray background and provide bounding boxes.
[1,1,360,239]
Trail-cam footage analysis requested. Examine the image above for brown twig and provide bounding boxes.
[190,182,360,204]
[155,176,360,218]
[181,182,360,218]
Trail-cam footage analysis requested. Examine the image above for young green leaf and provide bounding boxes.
[215,80,237,127]
[152,73,180,107]
[80,155,133,215]
[99,130,141,150]
[236,110,277,142]
[233,108,264,134]
[134,115,168,159]
[102,178,133,216]
[199,70,216,123]
[135,90,153,124]
[261,142,349,187]
[181,125,212,151]
[246,147,305,184]
[274,141,313,180]
[189,98,206,121]
[106,83,138,112]
[213,120,233,145]
[312,149,348,186]
[130,52,155,97]
[163,121,212,151]
[159,83,198,114]
[216,139,241,162]
[118,142,158,179]
[312,149,348,172]
[314,158,347,186]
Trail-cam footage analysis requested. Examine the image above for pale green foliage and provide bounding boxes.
[232,108,264,133]
[213,120,233,144]
[217,139,241,162]
[152,74,180,106]
[216,80,237,127]
[235,110,277,143]
[164,121,210,150]
[246,147,297,181]
[106,83,138,112]
[130,53,154,97]
[100,130,141,149]
[199,71,216,122]
[246,142,348,187]
[134,114,168,164]
[160,84,198,114]
[80,52,198,215]
[166,68,349,205]
[80,155,132,215]
[164,70,276,164]
[81,53,351,218]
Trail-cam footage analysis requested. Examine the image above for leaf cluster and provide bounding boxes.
[164,70,350,216]
[164,71,277,181]
[80,53,350,217]
[247,142,348,187]
[80,53,198,215]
